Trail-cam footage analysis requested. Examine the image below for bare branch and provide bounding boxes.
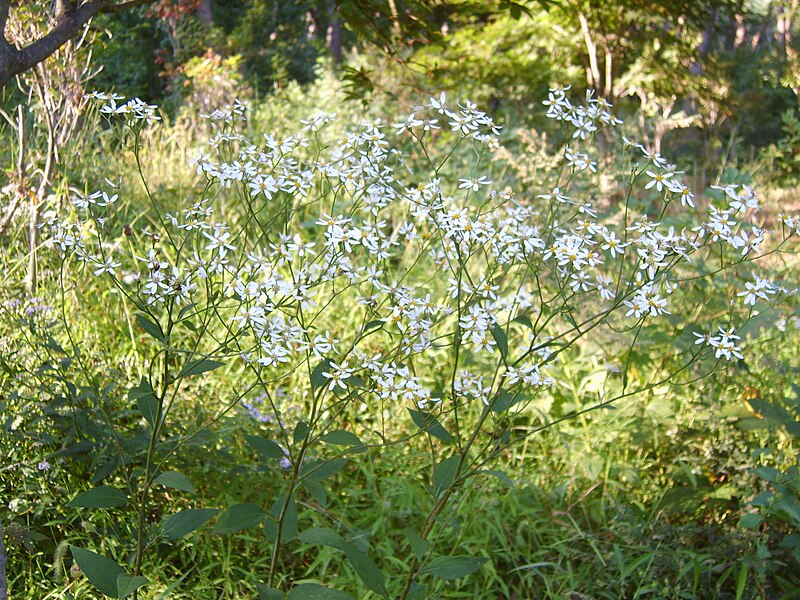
[0,0,155,89]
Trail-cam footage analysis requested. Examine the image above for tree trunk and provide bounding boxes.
[197,0,212,25]
[578,12,601,91]
[326,0,341,63]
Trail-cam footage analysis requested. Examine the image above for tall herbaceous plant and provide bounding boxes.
[42,87,798,598]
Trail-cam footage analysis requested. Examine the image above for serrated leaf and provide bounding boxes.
[161,508,218,540]
[245,434,285,459]
[491,323,508,359]
[301,458,347,483]
[213,503,265,535]
[320,430,362,446]
[404,528,430,560]
[67,486,127,508]
[408,409,453,444]
[433,455,460,498]
[116,574,148,598]
[153,471,194,493]
[70,546,125,597]
[311,359,332,391]
[135,312,164,341]
[421,556,488,580]
[286,583,353,600]
[293,421,311,443]
[178,358,224,379]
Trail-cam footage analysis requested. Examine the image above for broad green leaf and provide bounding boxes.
[474,469,515,487]
[67,486,127,508]
[128,378,158,426]
[298,527,350,552]
[70,546,125,597]
[404,528,430,560]
[135,312,164,342]
[213,503,265,535]
[512,314,533,329]
[245,434,285,460]
[301,458,347,483]
[286,583,353,600]
[739,513,762,529]
[256,583,284,600]
[343,545,386,597]
[491,323,508,359]
[301,479,328,507]
[421,556,489,580]
[137,396,159,426]
[293,421,311,443]
[320,430,362,446]
[116,574,148,598]
[433,455,460,498]
[408,409,453,444]
[264,494,298,543]
[161,508,218,540]
[178,358,224,379]
[364,319,384,332]
[154,471,194,493]
[490,389,524,413]
[311,359,332,391]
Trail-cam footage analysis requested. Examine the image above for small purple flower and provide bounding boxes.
[38,460,51,471]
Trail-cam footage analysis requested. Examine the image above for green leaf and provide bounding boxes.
[116,574,149,598]
[244,434,285,459]
[739,513,762,529]
[421,556,489,580]
[512,314,533,329]
[70,546,125,597]
[161,508,218,540]
[311,359,332,391]
[343,545,386,597]
[298,527,350,552]
[404,528,430,560]
[301,458,347,483]
[135,312,164,342]
[129,378,158,426]
[286,583,353,600]
[364,319,384,332]
[67,486,127,508]
[177,358,224,379]
[491,323,508,359]
[293,421,311,443]
[213,503,265,535]
[256,583,284,600]
[301,479,328,507]
[490,389,524,413]
[264,494,298,543]
[154,471,194,493]
[137,396,159,426]
[408,409,453,444]
[320,430,362,446]
[433,455,460,498]
[474,469,515,487]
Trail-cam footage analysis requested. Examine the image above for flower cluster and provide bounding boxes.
[47,88,799,425]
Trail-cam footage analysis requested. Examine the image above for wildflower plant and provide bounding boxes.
[41,87,798,598]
